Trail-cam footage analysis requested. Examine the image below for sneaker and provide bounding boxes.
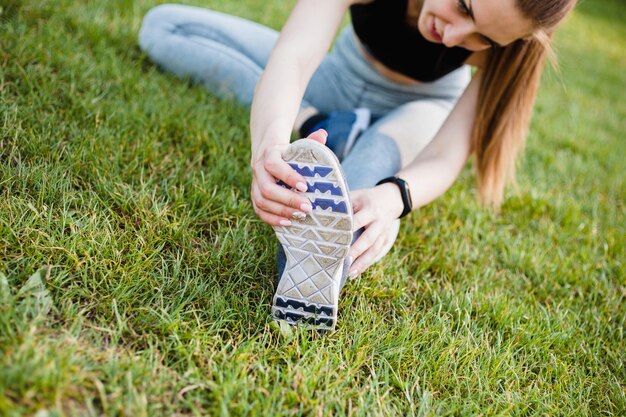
[272,139,354,331]
[300,108,373,160]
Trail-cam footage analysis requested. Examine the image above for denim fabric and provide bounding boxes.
[139,4,278,105]
[138,4,471,279]
[139,4,470,111]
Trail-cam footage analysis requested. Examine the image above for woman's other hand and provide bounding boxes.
[348,183,405,278]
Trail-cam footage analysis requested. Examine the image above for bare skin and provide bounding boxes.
[250,0,536,277]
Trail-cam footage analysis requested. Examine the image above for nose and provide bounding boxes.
[442,22,472,48]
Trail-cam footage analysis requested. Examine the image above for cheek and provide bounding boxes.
[435,0,460,20]
[418,0,458,35]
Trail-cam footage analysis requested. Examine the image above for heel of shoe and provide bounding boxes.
[272,296,336,330]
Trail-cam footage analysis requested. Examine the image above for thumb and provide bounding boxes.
[306,128,328,145]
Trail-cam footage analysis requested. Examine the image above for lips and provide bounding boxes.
[430,18,442,42]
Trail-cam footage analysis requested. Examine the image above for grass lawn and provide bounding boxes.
[1,0,624,415]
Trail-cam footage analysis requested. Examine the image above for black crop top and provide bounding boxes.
[350,0,472,82]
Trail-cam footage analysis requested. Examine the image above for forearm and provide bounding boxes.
[250,55,304,158]
[400,156,468,208]
[249,0,351,160]
[392,71,482,213]
[247,1,358,227]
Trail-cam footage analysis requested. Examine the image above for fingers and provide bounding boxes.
[251,186,308,225]
[348,226,388,279]
[255,169,312,210]
[305,128,328,145]
[251,177,312,226]
[347,190,396,277]
[252,202,293,227]
[351,195,376,231]
[261,147,308,192]
[349,218,384,259]
[351,195,363,213]
[251,143,322,226]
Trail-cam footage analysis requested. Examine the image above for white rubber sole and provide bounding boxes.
[272,139,353,331]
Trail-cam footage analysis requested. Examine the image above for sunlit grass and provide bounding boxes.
[0,0,624,415]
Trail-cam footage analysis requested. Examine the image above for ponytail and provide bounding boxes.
[471,36,551,209]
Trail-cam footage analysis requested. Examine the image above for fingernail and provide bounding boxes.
[348,269,359,280]
[296,182,307,192]
[300,203,312,212]
[292,211,307,220]
[279,219,292,227]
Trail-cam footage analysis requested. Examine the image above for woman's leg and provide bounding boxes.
[342,99,454,190]
[278,27,466,279]
[275,100,452,281]
[138,4,279,105]
[336,99,453,270]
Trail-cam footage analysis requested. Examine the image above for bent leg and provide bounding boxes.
[278,100,453,278]
[138,4,279,105]
[338,99,453,268]
[342,99,453,190]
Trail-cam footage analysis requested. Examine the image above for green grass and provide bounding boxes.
[0,0,624,415]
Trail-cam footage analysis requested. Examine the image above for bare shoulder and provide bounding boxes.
[464,50,489,69]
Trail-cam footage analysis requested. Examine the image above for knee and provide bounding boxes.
[138,4,179,52]
[142,3,180,24]
[370,133,402,174]
[348,130,402,178]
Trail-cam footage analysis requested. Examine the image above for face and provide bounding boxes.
[417,0,536,51]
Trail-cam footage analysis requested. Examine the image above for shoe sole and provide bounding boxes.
[272,139,353,331]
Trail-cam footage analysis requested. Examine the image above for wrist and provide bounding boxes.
[376,176,413,218]
[375,183,405,219]
[250,139,286,166]
[250,118,294,160]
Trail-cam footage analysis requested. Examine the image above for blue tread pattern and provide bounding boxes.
[311,198,348,214]
[308,182,342,196]
[288,163,333,178]
[276,180,342,196]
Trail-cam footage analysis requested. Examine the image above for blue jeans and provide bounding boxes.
[138,4,471,276]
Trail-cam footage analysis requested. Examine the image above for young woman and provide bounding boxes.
[139,0,576,330]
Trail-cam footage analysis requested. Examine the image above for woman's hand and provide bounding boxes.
[250,129,328,226]
[347,183,405,278]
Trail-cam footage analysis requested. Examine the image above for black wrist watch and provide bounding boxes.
[376,176,413,218]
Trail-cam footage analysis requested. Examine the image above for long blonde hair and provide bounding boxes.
[472,0,577,209]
